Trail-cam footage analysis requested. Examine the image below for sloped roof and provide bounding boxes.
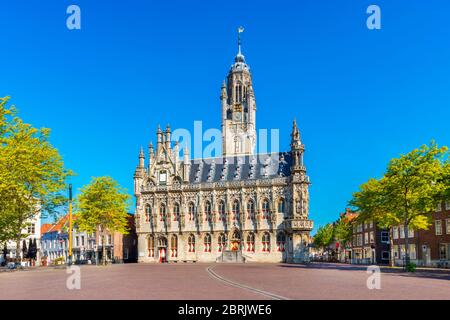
[40,223,53,234]
[187,152,292,183]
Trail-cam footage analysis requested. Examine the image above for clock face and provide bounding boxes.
[233,112,242,121]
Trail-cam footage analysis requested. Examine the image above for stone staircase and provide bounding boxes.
[216,250,245,263]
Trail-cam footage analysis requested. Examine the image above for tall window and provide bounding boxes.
[246,233,255,252]
[204,234,212,252]
[188,202,195,222]
[170,235,178,257]
[262,199,270,220]
[205,201,212,222]
[277,198,285,214]
[446,219,450,234]
[173,203,180,222]
[219,201,226,222]
[148,236,154,257]
[262,232,271,252]
[188,234,196,252]
[232,200,240,221]
[435,220,442,235]
[218,233,226,252]
[160,203,166,222]
[276,233,286,252]
[247,200,255,220]
[145,205,151,222]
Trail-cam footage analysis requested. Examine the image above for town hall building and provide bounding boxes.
[133,32,314,263]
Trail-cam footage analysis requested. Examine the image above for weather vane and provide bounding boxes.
[237,26,244,51]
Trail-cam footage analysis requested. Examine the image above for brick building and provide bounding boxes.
[392,200,450,267]
[336,209,390,265]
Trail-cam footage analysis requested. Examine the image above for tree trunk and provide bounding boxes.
[389,227,395,267]
[15,234,21,264]
[102,233,106,266]
[404,221,410,268]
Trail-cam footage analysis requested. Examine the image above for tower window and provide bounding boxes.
[218,233,226,252]
[219,201,226,221]
[277,232,286,252]
[188,234,196,253]
[232,200,240,221]
[205,201,212,222]
[262,232,271,252]
[170,235,178,257]
[247,199,255,220]
[262,199,270,219]
[246,233,255,252]
[204,234,212,252]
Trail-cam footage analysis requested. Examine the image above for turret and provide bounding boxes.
[134,147,145,196]
[291,119,305,170]
[183,146,191,182]
[148,141,154,168]
[165,124,171,151]
[156,125,163,152]
[221,80,228,121]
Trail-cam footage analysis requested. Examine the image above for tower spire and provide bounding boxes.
[237,26,244,55]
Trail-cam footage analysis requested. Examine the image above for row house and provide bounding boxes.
[392,200,450,267]
[336,209,390,265]
[40,213,137,265]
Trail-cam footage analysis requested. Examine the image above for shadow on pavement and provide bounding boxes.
[278,262,450,281]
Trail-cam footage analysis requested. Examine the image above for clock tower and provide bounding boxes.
[221,27,257,156]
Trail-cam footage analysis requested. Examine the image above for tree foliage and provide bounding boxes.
[350,141,449,263]
[0,96,72,259]
[313,223,334,250]
[333,216,353,247]
[75,176,131,264]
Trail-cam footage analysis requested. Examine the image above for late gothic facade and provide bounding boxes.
[133,38,313,263]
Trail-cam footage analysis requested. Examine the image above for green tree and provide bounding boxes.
[75,176,131,265]
[350,142,449,268]
[333,216,353,248]
[313,223,334,258]
[0,96,72,262]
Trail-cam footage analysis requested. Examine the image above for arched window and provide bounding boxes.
[188,234,195,252]
[173,203,180,222]
[158,237,167,247]
[218,233,226,252]
[232,230,241,241]
[145,205,151,222]
[232,200,240,221]
[204,234,212,252]
[246,233,255,252]
[170,235,178,257]
[147,235,155,257]
[204,201,212,222]
[278,198,285,214]
[188,202,195,221]
[262,199,270,220]
[277,232,286,252]
[219,201,226,222]
[262,232,271,252]
[159,203,166,222]
[247,200,255,220]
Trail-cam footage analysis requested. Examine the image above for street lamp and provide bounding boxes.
[68,184,73,266]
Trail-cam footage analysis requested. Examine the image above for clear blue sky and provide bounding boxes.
[1,0,449,231]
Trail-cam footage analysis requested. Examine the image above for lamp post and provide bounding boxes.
[68,184,73,265]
